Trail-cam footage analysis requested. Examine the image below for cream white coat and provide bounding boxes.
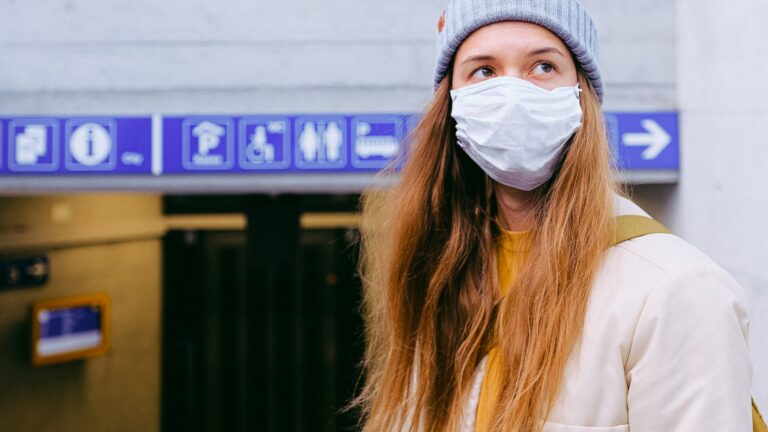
[458,195,752,431]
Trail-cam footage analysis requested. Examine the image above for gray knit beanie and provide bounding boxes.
[434,0,604,102]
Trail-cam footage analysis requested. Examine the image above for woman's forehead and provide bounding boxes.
[455,21,569,62]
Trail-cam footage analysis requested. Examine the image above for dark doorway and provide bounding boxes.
[162,195,364,432]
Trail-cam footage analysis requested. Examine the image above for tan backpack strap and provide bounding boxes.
[614,215,671,245]
[755,398,768,432]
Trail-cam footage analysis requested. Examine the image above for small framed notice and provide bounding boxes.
[32,293,110,366]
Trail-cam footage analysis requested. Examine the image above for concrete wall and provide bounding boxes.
[0,0,441,115]
[0,195,163,432]
[673,0,768,408]
[0,0,674,115]
[582,0,677,111]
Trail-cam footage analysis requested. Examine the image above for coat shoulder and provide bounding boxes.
[604,196,748,327]
[611,194,739,288]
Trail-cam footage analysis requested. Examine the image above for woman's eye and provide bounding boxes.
[533,62,555,75]
[471,67,495,80]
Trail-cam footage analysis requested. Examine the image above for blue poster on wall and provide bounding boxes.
[37,305,103,357]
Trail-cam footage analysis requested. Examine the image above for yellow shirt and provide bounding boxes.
[475,226,530,431]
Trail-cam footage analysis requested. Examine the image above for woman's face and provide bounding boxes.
[451,21,578,90]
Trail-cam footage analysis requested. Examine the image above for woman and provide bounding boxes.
[355,0,753,431]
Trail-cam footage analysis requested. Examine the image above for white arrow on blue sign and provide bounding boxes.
[622,119,672,160]
[606,112,679,171]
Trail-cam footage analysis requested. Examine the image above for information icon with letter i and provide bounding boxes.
[65,119,117,171]
[8,118,60,172]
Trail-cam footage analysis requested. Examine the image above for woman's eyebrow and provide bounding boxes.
[527,47,565,57]
[459,47,565,65]
[458,47,565,66]
[457,54,496,66]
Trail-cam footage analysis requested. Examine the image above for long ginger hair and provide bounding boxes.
[355,67,619,432]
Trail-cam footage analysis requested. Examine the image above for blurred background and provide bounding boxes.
[0,1,766,431]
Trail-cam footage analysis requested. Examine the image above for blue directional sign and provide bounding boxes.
[163,115,389,174]
[0,117,153,175]
[0,112,679,180]
[607,112,679,171]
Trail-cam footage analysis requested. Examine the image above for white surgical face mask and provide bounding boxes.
[450,76,583,191]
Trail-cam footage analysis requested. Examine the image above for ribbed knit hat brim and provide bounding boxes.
[434,0,604,102]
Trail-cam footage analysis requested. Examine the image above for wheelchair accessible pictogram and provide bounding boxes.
[238,117,290,170]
